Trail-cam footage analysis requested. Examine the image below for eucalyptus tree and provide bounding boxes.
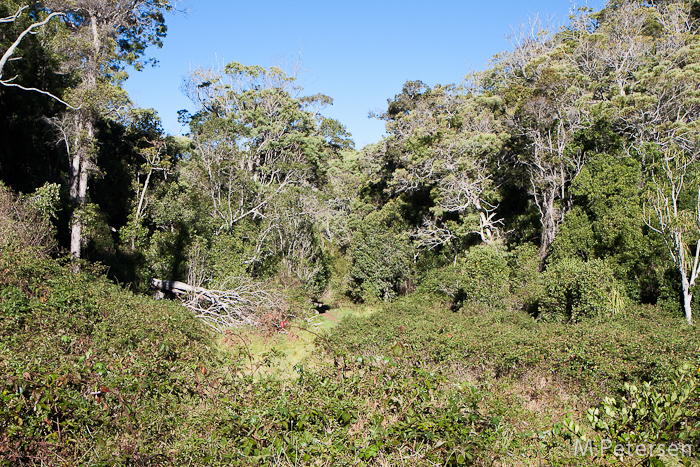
[564,0,700,320]
[181,61,352,284]
[644,145,700,324]
[42,0,172,263]
[370,80,508,257]
[626,0,700,324]
[497,23,594,269]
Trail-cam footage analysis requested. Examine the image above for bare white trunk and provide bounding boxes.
[69,12,100,265]
[69,117,83,261]
[538,189,559,271]
[135,168,152,222]
[70,124,91,261]
[681,271,693,325]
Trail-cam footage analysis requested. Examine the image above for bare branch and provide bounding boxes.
[0,80,80,109]
[152,277,291,333]
[0,9,74,107]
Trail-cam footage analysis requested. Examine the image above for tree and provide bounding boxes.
[43,0,171,264]
[644,146,700,324]
[565,0,700,319]
[499,22,593,269]
[180,61,351,285]
[595,0,700,322]
[370,80,507,257]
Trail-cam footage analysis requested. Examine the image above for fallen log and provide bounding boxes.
[151,278,215,301]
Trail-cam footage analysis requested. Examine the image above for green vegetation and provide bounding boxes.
[3,247,700,465]
[3,0,700,465]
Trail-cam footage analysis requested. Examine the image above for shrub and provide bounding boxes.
[348,204,414,303]
[458,245,511,309]
[0,182,59,256]
[507,243,543,312]
[540,257,624,322]
[420,244,510,311]
[566,364,699,464]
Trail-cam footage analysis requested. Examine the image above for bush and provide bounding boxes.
[567,364,699,464]
[0,182,59,256]
[507,243,544,312]
[421,245,511,311]
[540,258,624,322]
[348,204,414,303]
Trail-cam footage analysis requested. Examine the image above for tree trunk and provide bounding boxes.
[69,117,94,263]
[69,117,83,261]
[538,191,558,272]
[681,271,693,325]
[69,12,100,265]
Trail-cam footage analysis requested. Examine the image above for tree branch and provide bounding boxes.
[0,9,78,108]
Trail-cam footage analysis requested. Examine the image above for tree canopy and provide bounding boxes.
[2,0,700,321]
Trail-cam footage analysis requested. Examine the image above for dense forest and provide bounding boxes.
[3,0,700,465]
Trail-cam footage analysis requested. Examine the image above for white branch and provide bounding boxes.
[0,9,78,108]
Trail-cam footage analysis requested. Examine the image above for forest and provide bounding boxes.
[2,0,700,465]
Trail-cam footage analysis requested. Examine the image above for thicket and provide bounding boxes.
[4,0,700,464]
[4,1,699,324]
[4,243,700,465]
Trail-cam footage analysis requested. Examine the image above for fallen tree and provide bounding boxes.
[151,277,290,333]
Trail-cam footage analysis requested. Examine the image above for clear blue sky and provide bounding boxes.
[123,0,608,148]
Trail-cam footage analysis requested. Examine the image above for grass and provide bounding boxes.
[214,300,378,379]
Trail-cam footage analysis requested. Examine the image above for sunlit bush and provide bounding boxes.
[0,182,59,256]
[540,258,624,322]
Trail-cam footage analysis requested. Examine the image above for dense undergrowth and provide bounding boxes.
[2,247,700,466]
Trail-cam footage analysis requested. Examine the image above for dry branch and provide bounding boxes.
[151,277,289,333]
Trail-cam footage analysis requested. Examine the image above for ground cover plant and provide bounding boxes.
[3,244,700,466]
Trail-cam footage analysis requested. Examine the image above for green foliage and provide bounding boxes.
[0,247,502,465]
[567,364,700,464]
[348,202,414,303]
[507,243,544,312]
[3,235,700,465]
[0,182,59,255]
[0,247,214,465]
[540,258,624,322]
[551,150,664,304]
[457,245,510,309]
[208,232,248,283]
[420,244,511,311]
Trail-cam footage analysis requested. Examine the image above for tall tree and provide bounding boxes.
[370,80,507,253]
[498,21,593,269]
[180,61,352,284]
[644,145,700,324]
[44,0,171,263]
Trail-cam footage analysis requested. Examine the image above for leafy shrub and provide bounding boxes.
[540,258,624,322]
[348,204,414,303]
[0,182,59,256]
[507,243,544,312]
[458,245,511,309]
[0,248,215,465]
[567,364,699,464]
[420,244,511,311]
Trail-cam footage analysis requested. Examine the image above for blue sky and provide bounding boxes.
[123,0,608,148]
